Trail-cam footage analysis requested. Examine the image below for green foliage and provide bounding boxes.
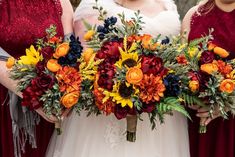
[157,97,191,123]
[93,0,107,21]
[181,92,205,107]
[40,84,62,118]
[132,96,143,111]
[9,63,36,91]
[75,80,101,116]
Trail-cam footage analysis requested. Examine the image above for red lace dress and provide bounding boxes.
[0,0,64,157]
[188,2,235,157]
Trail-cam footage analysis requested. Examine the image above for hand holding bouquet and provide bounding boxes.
[6,25,83,134]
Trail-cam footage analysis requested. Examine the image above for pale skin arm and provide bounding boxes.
[0,0,74,123]
[182,6,222,126]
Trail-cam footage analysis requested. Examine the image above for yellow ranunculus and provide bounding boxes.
[200,63,218,75]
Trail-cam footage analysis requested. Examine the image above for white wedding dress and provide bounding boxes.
[46,1,190,157]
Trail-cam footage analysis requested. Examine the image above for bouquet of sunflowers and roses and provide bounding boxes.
[76,1,190,142]
[177,30,235,133]
[6,25,83,134]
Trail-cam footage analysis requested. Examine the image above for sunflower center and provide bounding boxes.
[122,59,137,68]
[118,82,134,98]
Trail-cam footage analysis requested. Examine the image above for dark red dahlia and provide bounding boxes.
[141,55,168,76]
[40,46,54,59]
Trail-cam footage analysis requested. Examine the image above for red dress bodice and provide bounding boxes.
[0,1,64,157]
[188,2,235,157]
[189,2,235,58]
[0,0,64,58]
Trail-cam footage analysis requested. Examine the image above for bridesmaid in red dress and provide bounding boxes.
[0,0,73,157]
[182,0,235,157]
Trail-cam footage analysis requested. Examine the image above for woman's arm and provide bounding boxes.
[60,0,74,35]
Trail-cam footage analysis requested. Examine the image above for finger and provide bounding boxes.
[197,106,210,113]
[47,115,59,123]
[62,108,72,118]
[200,117,207,126]
[205,114,221,126]
[189,105,200,110]
[196,112,210,118]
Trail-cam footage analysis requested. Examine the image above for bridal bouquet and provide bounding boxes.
[6,25,83,134]
[178,30,235,133]
[76,1,190,142]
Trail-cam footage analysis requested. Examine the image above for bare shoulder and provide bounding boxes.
[182,5,199,38]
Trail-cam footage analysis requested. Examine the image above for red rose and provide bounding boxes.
[36,61,45,75]
[142,103,156,113]
[40,46,54,59]
[199,51,215,65]
[21,86,43,109]
[114,105,128,120]
[31,74,55,91]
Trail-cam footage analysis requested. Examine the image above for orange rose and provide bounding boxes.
[200,63,218,74]
[220,79,235,93]
[83,48,94,64]
[6,57,15,69]
[84,30,95,41]
[208,42,217,51]
[189,80,199,93]
[61,91,80,108]
[213,46,229,58]
[47,59,61,72]
[54,43,70,59]
[126,67,143,84]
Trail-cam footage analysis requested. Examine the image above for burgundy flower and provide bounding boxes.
[36,61,45,75]
[188,71,210,90]
[98,61,116,91]
[31,74,55,91]
[199,51,215,65]
[40,46,54,59]
[114,105,128,119]
[21,86,43,110]
[142,103,156,113]
[141,55,168,76]
[96,41,122,64]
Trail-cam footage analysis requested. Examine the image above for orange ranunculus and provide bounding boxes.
[200,62,218,74]
[141,34,159,50]
[208,42,217,51]
[219,79,235,93]
[213,46,229,58]
[53,43,70,58]
[189,80,199,93]
[126,67,143,84]
[84,30,95,41]
[83,48,94,64]
[47,59,61,72]
[61,91,80,108]
[6,57,15,69]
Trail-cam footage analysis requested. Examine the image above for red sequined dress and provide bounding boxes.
[188,1,235,157]
[0,0,64,157]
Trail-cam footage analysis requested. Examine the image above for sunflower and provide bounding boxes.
[115,37,140,69]
[103,81,139,108]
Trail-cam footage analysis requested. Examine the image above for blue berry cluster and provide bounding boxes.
[58,35,83,66]
[163,74,181,96]
[97,16,117,40]
[161,37,170,45]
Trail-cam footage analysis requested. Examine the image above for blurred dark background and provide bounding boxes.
[69,0,199,19]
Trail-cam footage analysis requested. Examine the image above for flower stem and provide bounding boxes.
[126,115,137,142]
